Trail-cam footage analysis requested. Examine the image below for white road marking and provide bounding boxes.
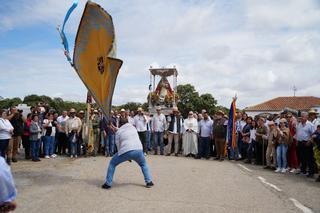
[257,176,282,192]
[237,164,253,172]
[289,198,313,213]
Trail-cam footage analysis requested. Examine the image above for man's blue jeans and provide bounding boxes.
[44,136,55,156]
[31,139,40,160]
[277,144,288,169]
[105,150,152,186]
[153,131,164,154]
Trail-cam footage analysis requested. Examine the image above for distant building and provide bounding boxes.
[245,96,320,117]
[17,104,31,118]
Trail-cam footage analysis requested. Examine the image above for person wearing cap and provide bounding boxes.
[66,108,82,158]
[213,111,227,161]
[182,111,198,157]
[255,117,268,165]
[196,111,213,159]
[309,109,320,131]
[152,107,166,155]
[91,110,101,157]
[296,112,315,177]
[134,107,148,154]
[166,107,183,156]
[102,118,154,189]
[275,118,290,173]
[287,113,299,173]
[263,121,279,170]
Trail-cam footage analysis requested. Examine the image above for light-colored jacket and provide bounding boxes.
[115,123,143,156]
[29,121,41,141]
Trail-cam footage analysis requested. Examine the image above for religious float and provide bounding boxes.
[148,67,179,115]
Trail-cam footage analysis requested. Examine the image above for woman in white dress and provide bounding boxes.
[183,111,198,157]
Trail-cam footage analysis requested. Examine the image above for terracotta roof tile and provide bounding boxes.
[245,96,320,111]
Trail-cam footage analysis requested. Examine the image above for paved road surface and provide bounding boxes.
[11,156,320,213]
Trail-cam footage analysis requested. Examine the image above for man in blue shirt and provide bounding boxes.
[0,157,17,212]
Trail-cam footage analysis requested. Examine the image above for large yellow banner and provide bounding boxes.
[73,1,122,118]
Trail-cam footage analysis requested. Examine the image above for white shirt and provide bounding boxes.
[296,121,314,141]
[152,113,166,132]
[0,118,14,140]
[115,123,143,156]
[0,157,17,204]
[199,119,213,137]
[250,128,257,143]
[43,119,56,136]
[57,115,69,133]
[184,117,198,133]
[134,115,147,132]
[312,118,320,132]
[167,116,183,134]
[128,116,135,126]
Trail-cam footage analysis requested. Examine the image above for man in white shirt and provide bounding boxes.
[134,107,148,154]
[152,107,166,155]
[196,111,213,159]
[102,118,153,189]
[166,107,183,156]
[56,111,69,155]
[309,109,320,131]
[296,112,315,177]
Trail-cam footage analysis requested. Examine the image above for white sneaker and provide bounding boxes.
[70,156,73,158]
[51,154,57,158]
[75,155,78,158]
[45,156,50,159]
[290,169,296,173]
[275,168,281,173]
[281,168,287,173]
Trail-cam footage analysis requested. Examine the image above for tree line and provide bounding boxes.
[0,84,229,116]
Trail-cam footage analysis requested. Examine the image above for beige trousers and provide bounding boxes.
[166,133,179,155]
[266,145,276,167]
[7,136,21,159]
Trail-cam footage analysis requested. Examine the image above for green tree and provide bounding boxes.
[196,93,217,115]
[177,84,200,116]
[0,97,23,109]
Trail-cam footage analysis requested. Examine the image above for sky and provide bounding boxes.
[0,0,319,109]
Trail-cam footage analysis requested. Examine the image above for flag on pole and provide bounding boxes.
[227,97,237,149]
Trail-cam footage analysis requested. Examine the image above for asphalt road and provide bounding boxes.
[10,155,320,213]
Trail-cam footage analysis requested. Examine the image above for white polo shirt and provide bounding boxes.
[134,115,147,132]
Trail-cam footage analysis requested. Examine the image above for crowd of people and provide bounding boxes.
[0,103,319,183]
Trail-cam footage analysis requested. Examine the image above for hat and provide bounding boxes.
[70,108,76,113]
[308,109,318,115]
[137,107,143,112]
[279,118,287,123]
[156,106,161,111]
[172,107,179,112]
[216,110,224,116]
[94,109,98,113]
[287,112,293,117]
[79,110,85,114]
[120,108,126,112]
[268,121,275,126]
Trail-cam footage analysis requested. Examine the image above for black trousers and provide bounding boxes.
[298,141,315,174]
[138,131,147,153]
[58,132,68,155]
[22,135,31,159]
